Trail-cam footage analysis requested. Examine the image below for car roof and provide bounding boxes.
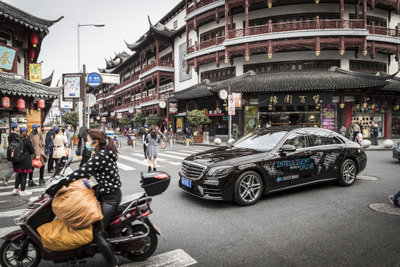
[257,126,336,135]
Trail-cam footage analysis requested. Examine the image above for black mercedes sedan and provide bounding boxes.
[179,127,367,206]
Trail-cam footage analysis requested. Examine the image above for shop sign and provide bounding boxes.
[169,103,178,114]
[258,92,332,107]
[0,44,17,70]
[90,118,94,123]
[29,63,42,82]
[117,113,122,119]
[232,93,242,108]
[250,98,258,105]
[321,105,336,131]
[101,117,106,123]
[128,108,134,113]
[219,90,228,100]
[345,96,355,102]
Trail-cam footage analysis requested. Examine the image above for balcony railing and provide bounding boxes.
[114,74,139,91]
[188,36,225,54]
[228,19,400,39]
[187,0,219,15]
[141,60,174,74]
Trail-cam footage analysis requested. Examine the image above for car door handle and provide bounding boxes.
[304,151,312,156]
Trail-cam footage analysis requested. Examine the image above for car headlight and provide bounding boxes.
[207,166,233,177]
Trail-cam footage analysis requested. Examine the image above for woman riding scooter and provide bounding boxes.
[66,129,122,267]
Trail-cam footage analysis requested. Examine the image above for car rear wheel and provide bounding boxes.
[234,171,263,206]
[338,159,357,186]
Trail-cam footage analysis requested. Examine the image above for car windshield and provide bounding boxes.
[232,131,288,151]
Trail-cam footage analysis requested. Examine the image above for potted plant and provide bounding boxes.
[186,109,211,143]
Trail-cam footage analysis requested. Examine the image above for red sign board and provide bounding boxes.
[169,103,178,114]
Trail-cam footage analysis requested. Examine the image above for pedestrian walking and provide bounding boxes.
[11,127,34,196]
[340,125,346,136]
[64,124,72,148]
[28,124,46,186]
[77,126,91,167]
[146,125,162,172]
[373,124,379,146]
[52,126,67,167]
[352,123,360,142]
[45,124,55,173]
[389,191,400,207]
[3,123,20,186]
[142,127,149,159]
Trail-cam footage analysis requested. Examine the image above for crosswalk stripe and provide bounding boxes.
[157,153,185,160]
[117,162,136,171]
[119,155,149,166]
[0,209,23,218]
[163,151,192,157]
[0,226,20,237]
[0,188,44,197]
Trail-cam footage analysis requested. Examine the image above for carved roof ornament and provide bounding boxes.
[0,1,63,34]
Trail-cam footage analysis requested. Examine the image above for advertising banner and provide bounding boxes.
[169,103,178,114]
[29,63,42,82]
[321,105,336,131]
[63,73,81,100]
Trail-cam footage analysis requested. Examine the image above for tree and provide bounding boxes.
[186,109,211,132]
[119,115,130,126]
[133,112,145,127]
[145,114,160,127]
[90,122,100,129]
[63,111,79,128]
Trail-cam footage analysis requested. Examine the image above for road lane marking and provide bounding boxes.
[0,188,44,197]
[117,162,136,171]
[118,155,164,168]
[0,209,24,218]
[163,151,192,157]
[122,249,197,267]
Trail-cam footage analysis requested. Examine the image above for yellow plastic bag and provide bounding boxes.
[37,219,93,251]
[52,179,103,229]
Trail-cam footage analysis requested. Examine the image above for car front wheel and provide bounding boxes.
[338,159,357,186]
[234,171,263,206]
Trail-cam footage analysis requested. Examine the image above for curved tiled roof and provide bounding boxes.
[0,1,63,34]
[206,67,393,93]
[0,72,61,99]
[170,82,213,100]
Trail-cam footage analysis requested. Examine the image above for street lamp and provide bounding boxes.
[77,23,105,128]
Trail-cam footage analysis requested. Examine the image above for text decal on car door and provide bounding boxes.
[275,158,314,171]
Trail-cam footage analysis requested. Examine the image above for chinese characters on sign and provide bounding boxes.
[258,92,332,107]
[0,45,17,71]
[29,63,42,82]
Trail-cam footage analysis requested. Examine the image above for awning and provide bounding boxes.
[100,111,109,117]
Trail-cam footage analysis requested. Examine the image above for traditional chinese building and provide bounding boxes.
[0,1,63,144]
[94,0,400,139]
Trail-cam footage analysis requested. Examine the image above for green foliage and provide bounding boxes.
[89,122,100,129]
[133,112,145,127]
[186,109,211,127]
[119,115,130,126]
[63,111,79,128]
[145,114,160,127]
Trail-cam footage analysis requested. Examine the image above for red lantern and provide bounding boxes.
[1,97,10,109]
[17,99,25,111]
[28,48,35,61]
[30,32,39,48]
[38,99,45,110]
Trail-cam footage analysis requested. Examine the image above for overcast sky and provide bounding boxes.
[3,0,182,86]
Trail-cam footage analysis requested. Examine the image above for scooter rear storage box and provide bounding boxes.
[141,171,170,196]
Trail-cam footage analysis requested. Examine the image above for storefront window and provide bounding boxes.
[245,106,258,134]
[259,111,320,127]
[352,102,387,138]
[392,112,400,138]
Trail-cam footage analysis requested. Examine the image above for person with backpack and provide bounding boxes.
[3,123,20,186]
[10,127,34,196]
[45,124,55,173]
[29,124,46,186]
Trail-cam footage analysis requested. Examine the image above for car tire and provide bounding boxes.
[338,159,357,186]
[234,171,263,206]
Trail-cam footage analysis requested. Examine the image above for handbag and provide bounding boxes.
[32,158,43,168]
[65,148,70,157]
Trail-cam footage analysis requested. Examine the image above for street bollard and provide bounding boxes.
[133,140,136,149]
[186,139,189,147]
[170,139,173,147]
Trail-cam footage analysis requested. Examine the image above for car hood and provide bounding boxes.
[185,146,267,166]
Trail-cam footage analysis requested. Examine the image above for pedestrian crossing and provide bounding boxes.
[0,147,209,237]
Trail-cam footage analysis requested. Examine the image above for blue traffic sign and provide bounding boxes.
[87,72,102,88]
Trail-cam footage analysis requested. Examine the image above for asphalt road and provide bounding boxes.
[0,144,399,266]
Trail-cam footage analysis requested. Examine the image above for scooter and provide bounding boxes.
[127,133,136,147]
[0,156,170,267]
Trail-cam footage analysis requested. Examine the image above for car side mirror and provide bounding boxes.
[279,144,296,153]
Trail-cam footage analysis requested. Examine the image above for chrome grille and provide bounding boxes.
[181,161,206,180]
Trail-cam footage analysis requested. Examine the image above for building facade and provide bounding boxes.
[95,0,400,139]
[0,2,62,149]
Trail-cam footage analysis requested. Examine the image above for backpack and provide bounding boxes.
[7,137,25,163]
